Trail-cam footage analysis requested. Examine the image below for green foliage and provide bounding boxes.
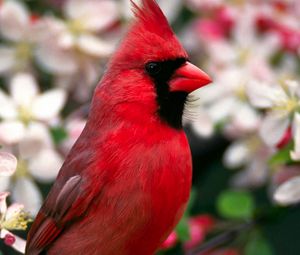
[175,216,190,242]
[268,142,294,166]
[50,126,68,145]
[175,190,196,242]
[217,190,255,220]
[245,232,273,255]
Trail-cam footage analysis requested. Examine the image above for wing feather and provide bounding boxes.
[25,175,93,254]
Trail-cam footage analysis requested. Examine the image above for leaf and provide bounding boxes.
[245,233,273,255]
[268,142,293,166]
[50,126,68,145]
[186,189,196,213]
[175,216,190,242]
[217,190,255,220]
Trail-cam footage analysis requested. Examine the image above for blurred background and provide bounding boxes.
[0,0,300,254]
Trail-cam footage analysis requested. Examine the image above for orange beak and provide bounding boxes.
[169,62,212,93]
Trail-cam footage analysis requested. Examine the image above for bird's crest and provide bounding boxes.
[108,0,187,69]
[130,0,174,40]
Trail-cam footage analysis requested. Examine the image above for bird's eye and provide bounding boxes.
[145,62,162,76]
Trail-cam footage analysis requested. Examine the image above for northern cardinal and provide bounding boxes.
[25,0,211,254]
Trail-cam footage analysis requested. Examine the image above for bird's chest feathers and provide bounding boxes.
[103,128,192,225]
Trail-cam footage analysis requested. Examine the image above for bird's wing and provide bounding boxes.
[25,174,96,255]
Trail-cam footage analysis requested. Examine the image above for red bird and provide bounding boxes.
[25,0,211,254]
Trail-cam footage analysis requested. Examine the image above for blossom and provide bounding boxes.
[0,0,39,75]
[0,122,64,215]
[224,134,272,188]
[0,192,30,254]
[0,152,17,177]
[0,72,66,144]
[160,215,215,251]
[0,73,65,214]
[194,69,261,138]
[246,80,300,154]
[35,0,120,100]
[274,175,300,206]
[0,151,17,191]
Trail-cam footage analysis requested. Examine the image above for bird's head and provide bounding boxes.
[97,0,211,129]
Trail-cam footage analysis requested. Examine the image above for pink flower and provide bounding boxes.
[184,215,215,250]
[160,231,178,250]
[276,126,292,149]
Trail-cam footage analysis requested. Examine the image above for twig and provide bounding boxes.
[186,221,255,255]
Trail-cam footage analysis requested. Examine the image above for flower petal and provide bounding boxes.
[0,191,9,216]
[246,81,287,108]
[274,176,300,205]
[0,46,16,73]
[77,34,114,57]
[65,0,118,32]
[5,203,24,221]
[231,158,268,188]
[291,113,300,161]
[0,177,11,192]
[0,152,17,177]
[188,111,214,138]
[0,0,29,41]
[227,104,260,136]
[285,80,299,98]
[35,44,78,75]
[259,112,290,147]
[0,229,26,254]
[28,148,63,182]
[19,122,53,159]
[208,97,236,122]
[0,121,25,144]
[10,72,38,108]
[12,177,42,216]
[224,141,250,169]
[32,89,66,121]
[0,90,18,120]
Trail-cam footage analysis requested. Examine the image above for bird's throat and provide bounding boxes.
[155,84,188,129]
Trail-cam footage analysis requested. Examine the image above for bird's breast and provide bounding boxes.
[49,126,192,255]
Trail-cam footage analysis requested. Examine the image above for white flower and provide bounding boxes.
[195,68,261,138]
[0,0,38,74]
[0,123,63,215]
[0,72,66,144]
[224,135,272,188]
[0,73,65,215]
[0,152,17,177]
[274,176,300,206]
[291,113,300,161]
[0,192,30,254]
[36,0,119,74]
[247,80,300,148]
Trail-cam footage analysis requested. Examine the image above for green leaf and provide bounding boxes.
[186,189,196,213]
[175,216,190,242]
[50,126,68,145]
[217,190,255,220]
[245,233,273,255]
[268,142,293,166]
